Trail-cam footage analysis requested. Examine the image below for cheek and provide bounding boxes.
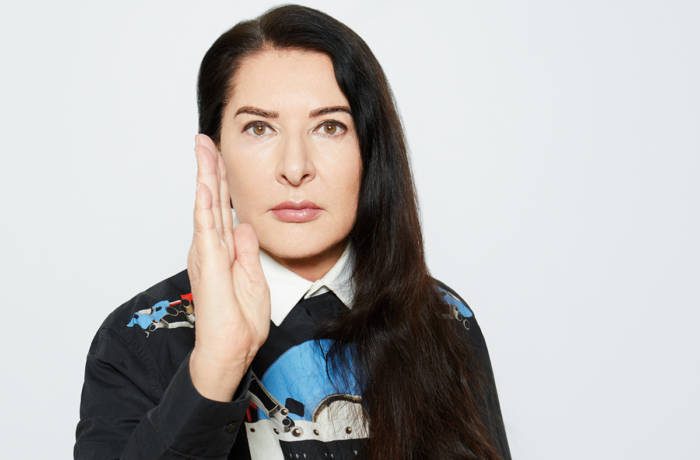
[331,154,362,211]
[344,150,363,193]
[224,159,263,210]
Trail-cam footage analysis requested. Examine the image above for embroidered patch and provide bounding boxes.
[126,293,195,337]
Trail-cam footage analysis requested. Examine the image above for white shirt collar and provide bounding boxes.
[233,210,356,325]
[258,240,356,326]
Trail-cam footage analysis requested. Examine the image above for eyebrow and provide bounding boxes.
[234,105,352,118]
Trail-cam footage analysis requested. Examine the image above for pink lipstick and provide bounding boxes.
[270,200,322,223]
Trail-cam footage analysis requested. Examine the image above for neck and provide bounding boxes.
[267,239,347,282]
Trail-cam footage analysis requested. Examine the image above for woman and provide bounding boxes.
[74,4,510,459]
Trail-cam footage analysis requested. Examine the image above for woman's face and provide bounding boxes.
[218,47,362,264]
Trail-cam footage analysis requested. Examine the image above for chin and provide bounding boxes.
[259,224,345,261]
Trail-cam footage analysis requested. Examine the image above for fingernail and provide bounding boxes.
[194,134,201,148]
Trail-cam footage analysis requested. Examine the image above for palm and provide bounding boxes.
[187,133,271,366]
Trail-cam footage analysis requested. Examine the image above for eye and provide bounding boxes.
[315,120,347,137]
[243,121,274,137]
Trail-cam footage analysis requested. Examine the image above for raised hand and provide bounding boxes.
[187,133,271,402]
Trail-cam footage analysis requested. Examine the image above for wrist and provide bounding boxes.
[189,348,250,402]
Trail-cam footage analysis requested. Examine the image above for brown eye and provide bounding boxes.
[244,121,272,137]
[317,121,346,137]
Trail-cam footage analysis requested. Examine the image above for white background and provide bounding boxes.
[1,1,698,458]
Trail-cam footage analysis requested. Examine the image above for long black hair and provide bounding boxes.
[197,4,502,458]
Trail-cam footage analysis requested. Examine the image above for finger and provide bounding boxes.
[196,136,223,238]
[195,134,223,240]
[218,154,236,263]
[193,181,218,250]
[191,180,236,312]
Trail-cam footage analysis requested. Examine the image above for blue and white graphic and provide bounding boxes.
[125,295,196,337]
[245,339,366,459]
[126,300,172,329]
[257,338,361,422]
[438,286,473,318]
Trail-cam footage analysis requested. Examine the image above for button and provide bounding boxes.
[224,422,238,433]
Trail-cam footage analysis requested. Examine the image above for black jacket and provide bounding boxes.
[74,269,511,459]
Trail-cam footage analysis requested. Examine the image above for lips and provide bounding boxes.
[271,200,321,210]
[270,200,322,223]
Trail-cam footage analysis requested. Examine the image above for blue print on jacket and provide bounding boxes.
[257,338,360,422]
[255,287,469,423]
[125,294,196,337]
[438,287,473,318]
[126,300,171,329]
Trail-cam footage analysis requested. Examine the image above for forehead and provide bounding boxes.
[228,47,349,110]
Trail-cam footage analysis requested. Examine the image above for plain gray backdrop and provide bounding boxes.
[1,1,698,458]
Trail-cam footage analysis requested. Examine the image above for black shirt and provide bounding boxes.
[74,269,511,459]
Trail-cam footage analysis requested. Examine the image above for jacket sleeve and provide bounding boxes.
[74,326,253,459]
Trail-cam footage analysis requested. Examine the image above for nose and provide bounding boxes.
[275,132,316,186]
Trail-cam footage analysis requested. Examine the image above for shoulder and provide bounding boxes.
[100,270,191,332]
[431,277,475,320]
[97,269,195,368]
[87,268,195,388]
[430,277,489,348]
